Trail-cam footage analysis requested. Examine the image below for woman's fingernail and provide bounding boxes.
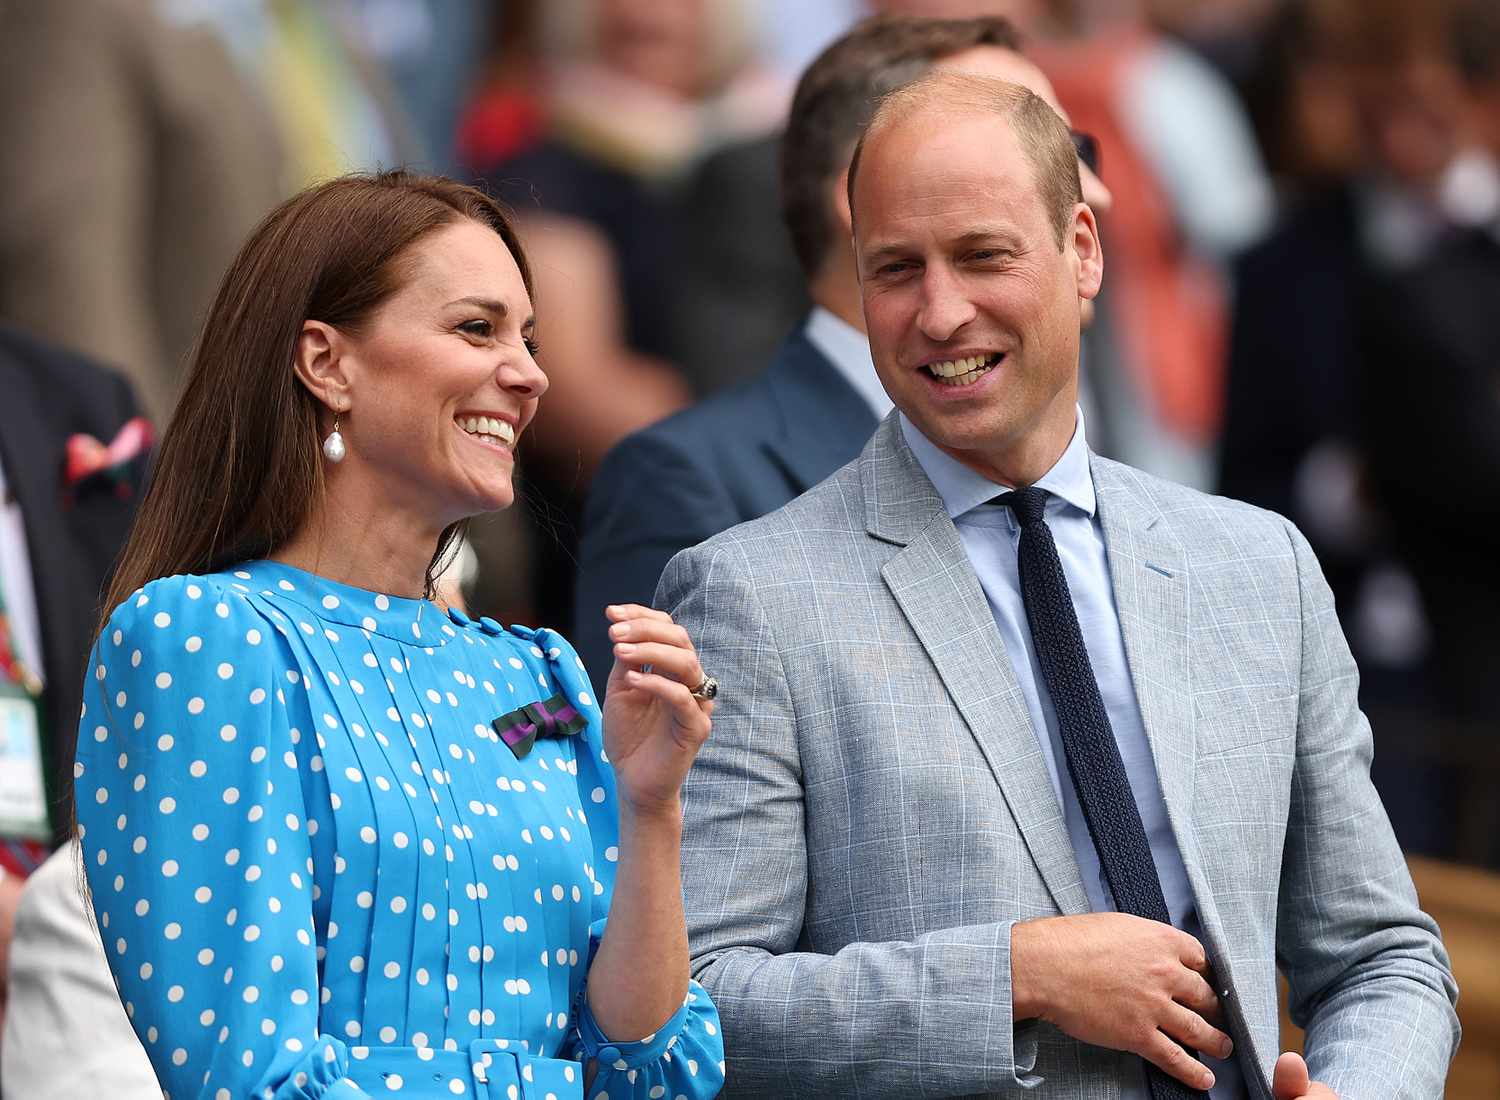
[615,643,635,657]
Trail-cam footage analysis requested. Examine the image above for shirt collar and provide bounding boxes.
[802,306,892,421]
[222,559,456,647]
[900,406,1096,521]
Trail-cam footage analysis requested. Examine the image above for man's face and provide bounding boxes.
[853,109,1101,480]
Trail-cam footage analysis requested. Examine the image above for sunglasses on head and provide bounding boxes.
[1070,130,1101,177]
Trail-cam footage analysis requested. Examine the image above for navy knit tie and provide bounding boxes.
[996,487,1207,1100]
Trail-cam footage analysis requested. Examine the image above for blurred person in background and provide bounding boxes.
[342,0,491,175]
[465,0,787,634]
[0,0,284,425]
[1,842,159,1098]
[0,0,426,427]
[1356,0,1500,866]
[1018,0,1274,490]
[1219,0,1485,859]
[1234,0,1364,201]
[456,1,550,181]
[1140,0,1283,108]
[0,328,145,1059]
[574,12,1112,688]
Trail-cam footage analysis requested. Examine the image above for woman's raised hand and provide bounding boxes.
[600,604,713,817]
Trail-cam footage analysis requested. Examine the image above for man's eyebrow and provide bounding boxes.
[953,227,1021,248]
[862,226,1022,262]
[861,243,915,264]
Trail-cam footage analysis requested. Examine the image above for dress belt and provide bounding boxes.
[344,1040,585,1099]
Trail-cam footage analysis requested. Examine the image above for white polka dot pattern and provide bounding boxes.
[76,561,723,1100]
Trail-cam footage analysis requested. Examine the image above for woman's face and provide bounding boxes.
[597,0,708,98]
[334,219,547,527]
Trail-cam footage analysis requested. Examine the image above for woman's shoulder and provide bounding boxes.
[501,623,601,712]
[99,568,282,654]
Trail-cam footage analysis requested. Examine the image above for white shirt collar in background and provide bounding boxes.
[0,455,45,684]
[802,307,892,421]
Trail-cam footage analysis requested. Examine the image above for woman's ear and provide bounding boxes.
[292,320,353,415]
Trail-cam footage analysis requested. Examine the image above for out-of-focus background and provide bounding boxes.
[0,0,1495,1091]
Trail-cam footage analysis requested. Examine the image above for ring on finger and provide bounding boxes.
[689,675,719,702]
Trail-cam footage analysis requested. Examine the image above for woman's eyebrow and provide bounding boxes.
[444,295,509,315]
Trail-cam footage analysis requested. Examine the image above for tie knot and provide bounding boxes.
[994,486,1048,525]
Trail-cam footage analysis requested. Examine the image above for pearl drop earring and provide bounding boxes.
[322,412,346,463]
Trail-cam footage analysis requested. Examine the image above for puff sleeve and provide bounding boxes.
[75,575,371,1100]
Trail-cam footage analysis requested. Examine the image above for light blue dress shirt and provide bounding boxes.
[902,411,1243,1100]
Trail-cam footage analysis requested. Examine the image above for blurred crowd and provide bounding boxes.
[0,0,1495,879]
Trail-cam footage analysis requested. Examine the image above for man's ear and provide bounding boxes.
[1070,203,1104,302]
[292,320,354,416]
[829,167,855,239]
[831,167,867,287]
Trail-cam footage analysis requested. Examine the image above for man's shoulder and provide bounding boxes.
[587,373,788,534]
[1093,454,1294,550]
[0,325,138,427]
[594,329,857,505]
[674,458,868,565]
[621,372,786,463]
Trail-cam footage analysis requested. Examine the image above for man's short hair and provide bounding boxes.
[781,14,1023,280]
[847,70,1083,251]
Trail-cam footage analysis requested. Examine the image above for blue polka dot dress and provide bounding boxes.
[74,560,725,1100]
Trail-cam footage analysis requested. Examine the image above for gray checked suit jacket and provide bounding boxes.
[659,415,1459,1099]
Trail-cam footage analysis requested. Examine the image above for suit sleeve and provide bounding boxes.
[572,428,742,690]
[661,543,1040,1099]
[1275,521,1460,1098]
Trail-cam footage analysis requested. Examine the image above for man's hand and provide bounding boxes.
[1272,1052,1340,1099]
[1012,913,1232,1092]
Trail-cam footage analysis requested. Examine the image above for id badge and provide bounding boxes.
[0,681,50,839]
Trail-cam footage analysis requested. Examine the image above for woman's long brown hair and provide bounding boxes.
[98,171,533,635]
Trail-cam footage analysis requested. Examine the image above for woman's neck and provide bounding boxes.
[271,491,443,600]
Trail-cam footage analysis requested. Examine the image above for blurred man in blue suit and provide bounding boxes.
[572,13,1111,685]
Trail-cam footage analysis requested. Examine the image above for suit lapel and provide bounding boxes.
[0,354,76,657]
[1091,457,1206,897]
[1093,459,1279,1095]
[865,419,1089,915]
[761,331,879,496]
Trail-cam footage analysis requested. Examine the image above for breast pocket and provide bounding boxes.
[1195,685,1298,757]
